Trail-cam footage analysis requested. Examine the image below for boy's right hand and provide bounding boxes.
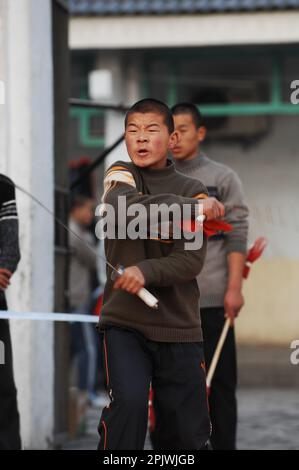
[0,268,12,291]
[113,266,145,295]
[200,197,225,220]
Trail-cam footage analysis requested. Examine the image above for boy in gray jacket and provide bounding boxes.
[150,103,249,450]
[172,103,249,449]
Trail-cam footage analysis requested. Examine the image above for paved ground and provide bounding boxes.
[237,389,299,450]
[63,388,299,450]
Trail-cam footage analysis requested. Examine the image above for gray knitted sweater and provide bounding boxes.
[175,154,249,308]
[0,175,21,305]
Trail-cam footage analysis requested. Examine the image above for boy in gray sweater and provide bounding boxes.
[173,103,249,449]
[150,103,249,450]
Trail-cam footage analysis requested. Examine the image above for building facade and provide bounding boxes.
[68,1,299,365]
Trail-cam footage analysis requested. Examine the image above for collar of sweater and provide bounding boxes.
[138,158,176,179]
[175,153,210,172]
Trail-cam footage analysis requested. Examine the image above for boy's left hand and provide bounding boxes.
[113,266,145,294]
[224,287,244,324]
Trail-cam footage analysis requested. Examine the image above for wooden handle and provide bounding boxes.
[206,318,231,388]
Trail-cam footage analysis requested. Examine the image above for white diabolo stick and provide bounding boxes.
[113,266,159,309]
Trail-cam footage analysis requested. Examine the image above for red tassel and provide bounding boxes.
[180,219,233,238]
[242,237,268,278]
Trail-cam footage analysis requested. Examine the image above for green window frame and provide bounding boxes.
[141,46,299,116]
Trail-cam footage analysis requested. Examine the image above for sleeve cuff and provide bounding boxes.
[226,240,247,255]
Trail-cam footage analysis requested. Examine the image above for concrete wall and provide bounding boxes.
[70,12,299,50]
[0,0,55,449]
[93,53,141,170]
[205,116,299,347]
[0,1,5,163]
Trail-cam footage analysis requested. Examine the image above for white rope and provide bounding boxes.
[0,311,99,323]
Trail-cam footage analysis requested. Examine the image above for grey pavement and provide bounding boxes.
[63,388,299,450]
[237,388,299,450]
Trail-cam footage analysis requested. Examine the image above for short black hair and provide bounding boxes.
[70,194,92,211]
[171,102,204,129]
[125,98,174,134]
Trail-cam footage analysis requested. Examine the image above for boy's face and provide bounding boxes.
[125,112,178,169]
[172,113,206,161]
[71,200,95,227]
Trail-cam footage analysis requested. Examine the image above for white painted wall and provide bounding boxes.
[0,1,6,172]
[0,0,54,449]
[92,54,141,169]
[70,12,299,50]
[207,117,299,259]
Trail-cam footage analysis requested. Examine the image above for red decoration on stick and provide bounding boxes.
[243,237,268,279]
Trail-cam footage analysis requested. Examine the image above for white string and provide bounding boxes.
[0,310,99,323]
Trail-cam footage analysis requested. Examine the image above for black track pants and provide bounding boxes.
[98,325,211,450]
